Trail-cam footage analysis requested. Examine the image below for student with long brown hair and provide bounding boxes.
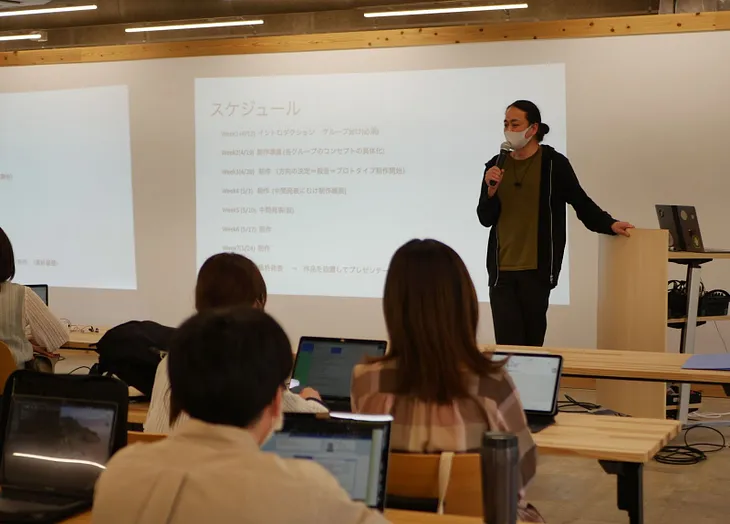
[351,239,543,522]
[145,252,326,434]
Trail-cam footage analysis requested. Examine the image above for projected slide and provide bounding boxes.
[0,86,136,290]
[196,65,568,302]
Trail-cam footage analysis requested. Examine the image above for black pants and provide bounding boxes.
[489,270,551,347]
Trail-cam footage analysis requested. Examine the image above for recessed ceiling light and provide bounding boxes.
[364,3,528,18]
[125,19,264,33]
[0,4,97,18]
[0,33,43,42]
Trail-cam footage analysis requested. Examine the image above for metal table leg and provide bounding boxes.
[678,263,702,425]
[600,461,643,524]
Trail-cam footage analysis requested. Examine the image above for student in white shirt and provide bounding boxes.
[93,308,387,524]
[0,227,69,368]
[145,252,326,433]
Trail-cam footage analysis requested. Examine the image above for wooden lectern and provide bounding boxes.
[596,229,669,418]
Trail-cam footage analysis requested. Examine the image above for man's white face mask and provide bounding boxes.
[261,404,284,447]
[504,124,535,150]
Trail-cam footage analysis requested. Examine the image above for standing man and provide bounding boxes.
[477,100,633,347]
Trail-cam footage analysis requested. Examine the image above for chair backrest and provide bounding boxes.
[127,431,166,445]
[387,452,482,517]
[0,342,17,393]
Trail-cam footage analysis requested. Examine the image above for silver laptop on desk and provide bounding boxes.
[493,352,563,433]
[290,337,387,412]
[263,413,392,511]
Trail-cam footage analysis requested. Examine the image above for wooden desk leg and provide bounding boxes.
[599,461,643,524]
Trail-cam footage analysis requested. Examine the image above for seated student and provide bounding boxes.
[145,253,326,434]
[0,227,69,368]
[93,308,388,524]
[351,239,543,522]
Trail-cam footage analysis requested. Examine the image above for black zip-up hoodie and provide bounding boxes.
[477,145,617,289]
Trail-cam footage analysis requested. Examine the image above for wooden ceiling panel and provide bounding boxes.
[0,0,665,50]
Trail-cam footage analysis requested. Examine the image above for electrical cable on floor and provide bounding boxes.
[713,321,729,352]
[67,366,91,375]
[654,425,727,465]
[689,411,730,419]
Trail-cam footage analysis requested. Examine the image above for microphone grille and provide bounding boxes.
[500,141,514,151]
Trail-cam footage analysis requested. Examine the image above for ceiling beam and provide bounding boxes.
[1,11,728,67]
[0,0,662,51]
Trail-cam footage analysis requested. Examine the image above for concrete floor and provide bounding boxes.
[531,390,730,524]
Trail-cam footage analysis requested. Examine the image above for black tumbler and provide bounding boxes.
[480,432,519,524]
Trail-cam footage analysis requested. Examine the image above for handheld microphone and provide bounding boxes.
[490,142,513,187]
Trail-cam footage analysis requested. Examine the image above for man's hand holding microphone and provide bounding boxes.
[484,166,503,198]
[484,142,512,198]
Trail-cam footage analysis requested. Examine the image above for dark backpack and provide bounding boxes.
[92,321,175,398]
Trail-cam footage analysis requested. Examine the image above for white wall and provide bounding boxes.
[2,30,730,353]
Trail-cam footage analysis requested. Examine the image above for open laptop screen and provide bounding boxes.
[262,414,391,510]
[292,338,387,399]
[493,352,563,415]
[1,395,117,495]
[27,285,48,306]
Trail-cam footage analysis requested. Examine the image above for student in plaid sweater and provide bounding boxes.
[351,239,544,522]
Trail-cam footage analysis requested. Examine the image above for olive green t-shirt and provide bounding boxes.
[497,147,542,271]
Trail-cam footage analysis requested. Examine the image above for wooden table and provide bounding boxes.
[66,334,730,386]
[486,344,730,386]
[127,402,149,426]
[668,251,730,260]
[77,412,674,524]
[64,330,105,350]
[117,406,674,524]
[536,413,679,462]
[121,409,679,465]
[537,413,679,524]
[63,509,524,523]
[123,408,680,466]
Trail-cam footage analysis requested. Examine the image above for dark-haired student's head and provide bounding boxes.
[504,100,550,149]
[0,227,15,285]
[168,307,293,444]
[195,253,267,312]
[381,239,502,403]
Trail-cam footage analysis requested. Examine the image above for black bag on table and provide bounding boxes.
[702,289,730,317]
[92,321,175,398]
